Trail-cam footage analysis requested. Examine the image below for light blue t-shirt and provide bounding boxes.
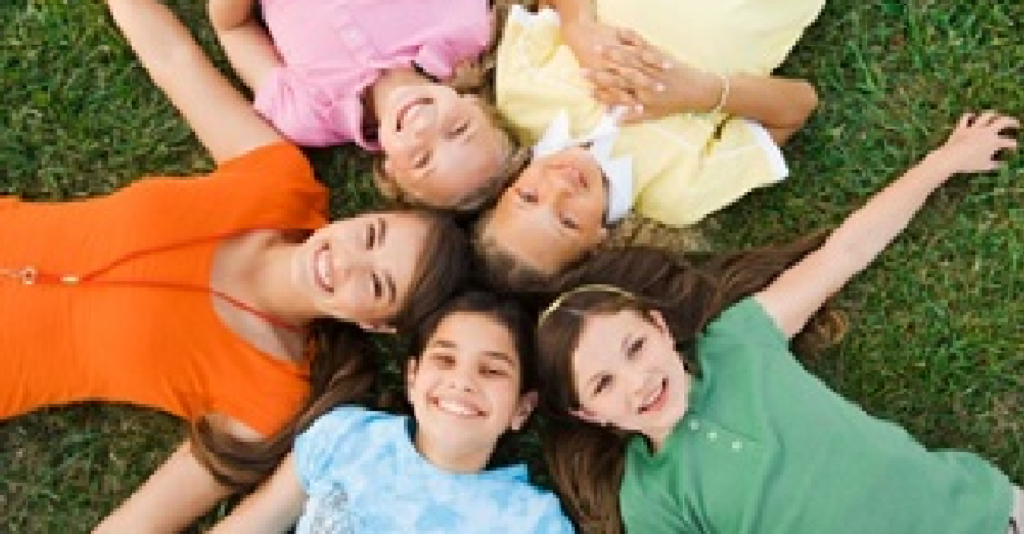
[293,406,576,533]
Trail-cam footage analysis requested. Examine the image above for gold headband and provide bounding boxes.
[537,284,637,327]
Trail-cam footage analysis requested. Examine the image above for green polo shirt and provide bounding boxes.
[620,298,1011,533]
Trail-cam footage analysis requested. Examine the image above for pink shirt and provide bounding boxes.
[256,0,492,148]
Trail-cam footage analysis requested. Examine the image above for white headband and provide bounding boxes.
[531,107,634,224]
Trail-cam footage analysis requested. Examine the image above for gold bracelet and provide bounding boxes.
[709,72,730,114]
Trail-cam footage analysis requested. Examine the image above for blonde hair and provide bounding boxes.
[371,0,537,212]
[372,118,530,212]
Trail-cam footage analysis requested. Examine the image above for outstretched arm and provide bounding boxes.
[106,0,281,163]
[93,440,233,533]
[209,453,306,533]
[93,415,264,532]
[757,112,1019,338]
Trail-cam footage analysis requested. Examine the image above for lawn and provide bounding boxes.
[1,0,1023,531]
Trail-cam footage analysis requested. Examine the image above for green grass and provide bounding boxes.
[1,0,1023,531]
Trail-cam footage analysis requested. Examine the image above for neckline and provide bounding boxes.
[202,235,309,370]
[398,416,527,481]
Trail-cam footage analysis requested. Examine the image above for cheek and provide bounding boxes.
[322,284,369,318]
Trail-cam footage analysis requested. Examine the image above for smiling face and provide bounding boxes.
[482,146,610,277]
[292,212,431,327]
[570,309,691,449]
[377,84,510,209]
[407,311,536,471]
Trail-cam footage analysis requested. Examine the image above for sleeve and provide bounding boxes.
[213,141,312,179]
[414,16,491,80]
[707,298,788,347]
[292,406,376,490]
[252,67,350,147]
[632,117,789,228]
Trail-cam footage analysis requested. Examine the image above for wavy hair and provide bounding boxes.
[534,232,846,531]
[191,210,472,489]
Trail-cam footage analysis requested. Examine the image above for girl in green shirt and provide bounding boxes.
[533,111,1020,533]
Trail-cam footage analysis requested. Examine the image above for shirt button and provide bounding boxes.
[707,431,718,441]
[689,420,700,431]
[732,441,743,451]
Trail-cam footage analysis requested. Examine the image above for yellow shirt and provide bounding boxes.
[495,0,825,226]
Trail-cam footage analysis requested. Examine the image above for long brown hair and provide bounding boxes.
[534,232,844,532]
[191,210,472,490]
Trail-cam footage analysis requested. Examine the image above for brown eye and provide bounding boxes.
[370,272,383,300]
[517,188,538,204]
[627,337,645,359]
[365,223,376,249]
[451,121,469,137]
[414,152,431,169]
[431,353,456,368]
[595,375,612,395]
[481,365,508,378]
[560,215,579,230]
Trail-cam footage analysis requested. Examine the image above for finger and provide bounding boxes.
[602,45,645,70]
[957,113,975,130]
[975,110,999,127]
[615,27,647,48]
[595,86,637,108]
[997,137,1019,152]
[586,68,630,93]
[990,116,1021,134]
[639,47,673,72]
[620,104,649,125]
[617,65,662,94]
[615,33,672,73]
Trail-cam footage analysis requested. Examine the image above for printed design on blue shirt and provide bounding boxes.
[304,484,355,534]
[293,407,575,533]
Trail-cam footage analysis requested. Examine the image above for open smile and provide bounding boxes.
[396,97,431,132]
[432,396,485,418]
[638,378,668,414]
[313,244,335,294]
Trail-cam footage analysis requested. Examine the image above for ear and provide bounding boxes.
[357,322,397,334]
[510,391,539,431]
[569,406,604,426]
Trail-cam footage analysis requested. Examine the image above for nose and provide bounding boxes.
[445,366,477,393]
[538,168,575,203]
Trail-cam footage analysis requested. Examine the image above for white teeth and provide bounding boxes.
[436,398,479,417]
[314,247,334,293]
[640,381,664,412]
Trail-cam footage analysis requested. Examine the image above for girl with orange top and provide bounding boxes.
[1,0,470,530]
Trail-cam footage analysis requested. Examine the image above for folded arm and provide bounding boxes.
[106,0,281,164]
[207,0,283,92]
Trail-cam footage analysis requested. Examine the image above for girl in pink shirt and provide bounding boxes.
[209,0,527,211]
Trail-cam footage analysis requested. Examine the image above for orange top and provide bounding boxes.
[0,143,328,436]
